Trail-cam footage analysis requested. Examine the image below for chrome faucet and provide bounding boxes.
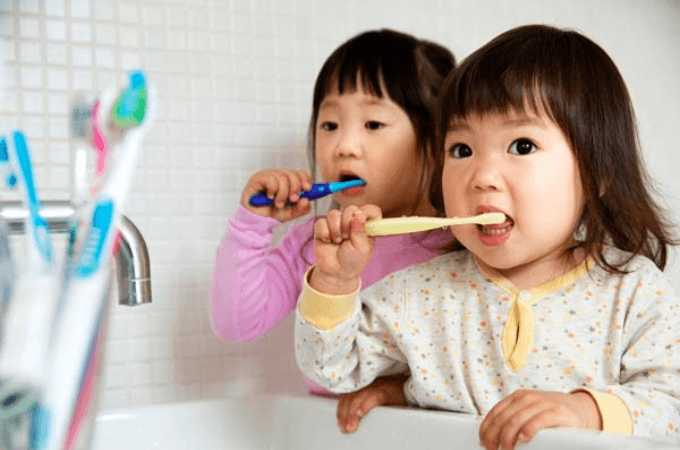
[0,200,151,306]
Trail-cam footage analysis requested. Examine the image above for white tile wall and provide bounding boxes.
[1,0,333,409]
[1,0,679,414]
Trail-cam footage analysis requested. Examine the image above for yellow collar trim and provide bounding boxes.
[475,256,593,372]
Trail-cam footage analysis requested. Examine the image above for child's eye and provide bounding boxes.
[319,121,337,131]
[448,143,472,159]
[509,139,536,155]
[365,121,385,130]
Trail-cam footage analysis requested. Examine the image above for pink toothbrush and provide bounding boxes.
[91,100,108,190]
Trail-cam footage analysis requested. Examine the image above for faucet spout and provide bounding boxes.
[115,215,151,306]
[0,200,152,306]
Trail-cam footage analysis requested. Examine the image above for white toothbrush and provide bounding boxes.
[365,212,507,236]
[0,136,34,448]
[41,71,156,450]
[0,138,15,365]
[0,137,15,318]
[0,218,14,322]
[62,94,95,282]
[0,131,57,407]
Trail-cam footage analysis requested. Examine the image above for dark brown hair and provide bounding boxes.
[308,28,455,214]
[432,24,677,271]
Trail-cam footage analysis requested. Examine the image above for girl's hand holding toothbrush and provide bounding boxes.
[310,205,381,295]
[241,169,313,221]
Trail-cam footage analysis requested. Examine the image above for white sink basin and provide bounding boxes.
[92,394,677,450]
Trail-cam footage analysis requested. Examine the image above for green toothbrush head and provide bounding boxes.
[112,70,147,128]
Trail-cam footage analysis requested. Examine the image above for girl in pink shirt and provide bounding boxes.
[209,29,456,395]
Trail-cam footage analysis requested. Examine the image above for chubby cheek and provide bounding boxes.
[318,167,333,184]
[314,150,333,182]
[520,167,583,238]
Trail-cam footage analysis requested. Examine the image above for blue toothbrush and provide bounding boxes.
[248,179,365,206]
[12,131,53,267]
[0,137,17,189]
[0,131,57,445]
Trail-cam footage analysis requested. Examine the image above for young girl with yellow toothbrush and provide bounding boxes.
[295,24,680,449]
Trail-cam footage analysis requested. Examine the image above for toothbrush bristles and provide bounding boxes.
[70,96,93,139]
[478,212,506,225]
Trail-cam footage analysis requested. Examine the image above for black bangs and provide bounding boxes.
[323,58,386,99]
[438,25,578,140]
[445,60,552,124]
[313,30,420,105]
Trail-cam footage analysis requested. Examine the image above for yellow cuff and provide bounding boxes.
[298,266,359,331]
[572,388,632,435]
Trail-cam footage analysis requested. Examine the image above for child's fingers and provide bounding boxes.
[337,388,377,433]
[347,210,372,254]
[344,415,360,434]
[480,390,580,450]
[510,408,577,446]
[291,197,311,216]
[359,204,383,221]
[480,393,524,450]
[337,375,409,435]
[297,170,313,192]
[249,171,285,206]
[341,383,403,434]
[495,405,573,450]
[341,206,360,240]
[271,172,291,208]
[242,170,315,220]
[282,170,305,203]
[242,171,272,204]
[260,172,281,197]
[337,394,351,423]
[479,391,517,438]
[354,390,388,418]
[244,170,310,204]
[342,391,372,434]
[337,392,366,434]
[337,394,356,433]
[488,406,544,450]
[326,209,343,244]
[313,217,332,244]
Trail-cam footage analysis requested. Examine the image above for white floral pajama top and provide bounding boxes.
[295,247,680,442]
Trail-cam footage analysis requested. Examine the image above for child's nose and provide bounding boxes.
[334,128,363,158]
[471,158,502,191]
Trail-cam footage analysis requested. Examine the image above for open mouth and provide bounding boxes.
[336,172,366,197]
[478,215,514,236]
[339,173,364,183]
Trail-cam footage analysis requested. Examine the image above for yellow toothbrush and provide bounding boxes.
[365,212,506,237]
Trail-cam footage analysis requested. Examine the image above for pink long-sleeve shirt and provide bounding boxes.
[209,205,454,393]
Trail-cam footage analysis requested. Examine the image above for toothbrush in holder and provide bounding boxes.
[0,131,57,422]
[249,179,365,206]
[0,137,15,339]
[42,70,156,450]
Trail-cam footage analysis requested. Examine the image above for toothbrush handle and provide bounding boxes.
[248,193,276,206]
[248,184,331,207]
[299,184,330,201]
